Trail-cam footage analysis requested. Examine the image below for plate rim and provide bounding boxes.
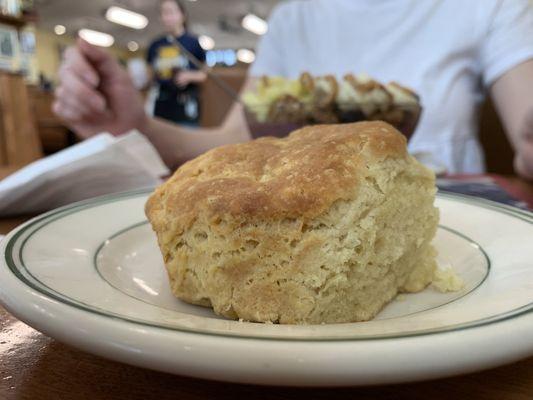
[1,189,531,342]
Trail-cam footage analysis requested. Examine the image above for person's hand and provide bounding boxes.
[174,70,206,88]
[514,112,533,180]
[53,38,148,138]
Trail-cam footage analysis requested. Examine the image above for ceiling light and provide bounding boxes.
[237,48,255,64]
[127,41,139,52]
[241,13,268,35]
[54,25,66,35]
[79,29,115,47]
[105,6,148,30]
[199,35,215,50]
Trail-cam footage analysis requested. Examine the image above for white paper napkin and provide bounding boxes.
[0,130,169,216]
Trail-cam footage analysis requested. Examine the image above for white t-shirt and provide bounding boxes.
[250,0,533,174]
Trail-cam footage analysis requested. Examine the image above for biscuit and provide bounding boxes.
[146,122,439,324]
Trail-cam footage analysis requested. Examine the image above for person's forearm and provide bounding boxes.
[491,59,533,179]
[140,103,251,169]
[142,118,238,167]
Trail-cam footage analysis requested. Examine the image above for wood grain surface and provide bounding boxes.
[1,302,532,400]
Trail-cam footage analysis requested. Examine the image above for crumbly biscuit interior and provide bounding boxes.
[158,155,438,324]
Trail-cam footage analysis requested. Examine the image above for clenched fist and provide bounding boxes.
[53,38,148,138]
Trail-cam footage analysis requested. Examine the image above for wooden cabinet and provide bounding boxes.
[27,85,73,154]
[0,71,42,166]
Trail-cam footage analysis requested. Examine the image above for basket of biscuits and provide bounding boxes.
[243,72,421,139]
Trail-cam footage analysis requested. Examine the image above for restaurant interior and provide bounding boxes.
[0,0,524,172]
[0,0,531,398]
[0,0,522,174]
[0,0,275,164]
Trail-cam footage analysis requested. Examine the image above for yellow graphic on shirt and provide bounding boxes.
[154,45,182,79]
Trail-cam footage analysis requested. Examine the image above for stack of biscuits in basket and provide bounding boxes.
[242,72,420,127]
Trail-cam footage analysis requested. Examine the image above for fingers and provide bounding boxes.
[77,38,123,81]
[53,91,90,123]
[54,89,100,121]
[52,99,110,140]
[52,99,81,123]
[62,45,99,88]
[54,72,107,124]
[54,87,106,126]
[55,42,109,124]
[61,72,106,111]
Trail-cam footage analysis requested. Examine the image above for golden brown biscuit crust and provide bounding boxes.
[146,121,407,236]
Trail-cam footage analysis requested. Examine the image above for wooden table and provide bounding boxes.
[1,179,533,400]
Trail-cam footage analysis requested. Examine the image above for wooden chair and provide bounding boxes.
[0,72,43,167]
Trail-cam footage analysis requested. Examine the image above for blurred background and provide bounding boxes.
[33,0,281,82]
[0,0,514,175]
[23,0,280,78]
[0,0,283,163]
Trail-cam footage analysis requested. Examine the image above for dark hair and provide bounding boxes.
[160,0,188,30]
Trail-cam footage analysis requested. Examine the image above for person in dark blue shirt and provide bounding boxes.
[146,0,206,125]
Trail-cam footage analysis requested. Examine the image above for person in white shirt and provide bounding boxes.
[54,0,533,179]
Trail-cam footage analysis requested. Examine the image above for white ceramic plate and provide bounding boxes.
[0,190,532,387]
